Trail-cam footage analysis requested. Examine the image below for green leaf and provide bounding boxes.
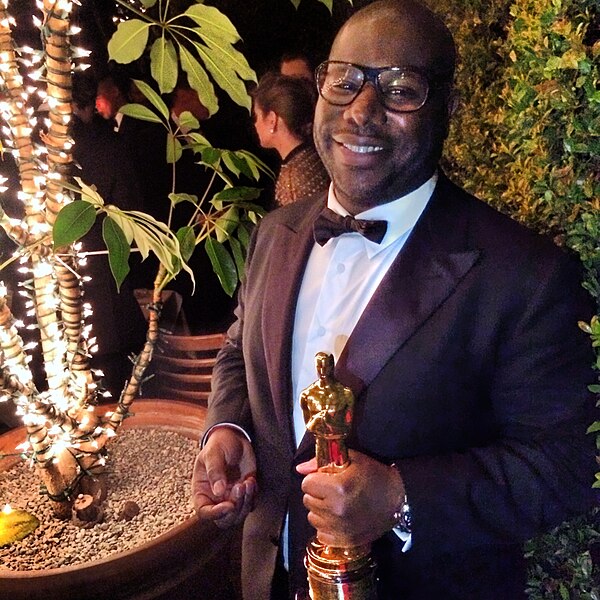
[179,45,219,117]
[184,4,241,44]
[229,235,245,279]
[176,110,200,133]
[103,217,131,291]
[53,201,96,248]
[108,20,150,64]
[212,186,261,202]
[222,151,241,177]
[316,0,334,13]
[168,193,199,207]
[586,421,600,434]
[150,37,178,94]
[202,146,222,167]
[187,131,211,148]
[104,207,135,244]
[177,226,196,262]
[192,40,252,111]
[201,36,256,81]
[73,177,105,207]
[205,237,237,297]
[123,210,183,278]
[0,509,39,547]
[140,0,157,9]
[166,132,183,164]
[215,206,239,243]
[237,222,251,250]
[235,149,276,180]
[558,582,569,600]
[119,103,163,124]
[133,225,152,261]
[131,79,170,121]
[224,151,255,179]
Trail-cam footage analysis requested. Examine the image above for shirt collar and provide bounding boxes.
[326,172,438,254]
[114,112,124,132]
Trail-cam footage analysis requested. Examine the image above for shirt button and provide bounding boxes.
[336,263,345,274]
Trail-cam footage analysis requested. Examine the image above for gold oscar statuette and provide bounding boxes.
[299,352,378,600]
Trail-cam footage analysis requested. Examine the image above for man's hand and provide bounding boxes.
[297,449,404,547]
[191,426,257,528]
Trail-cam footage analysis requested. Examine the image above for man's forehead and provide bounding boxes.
[329,15,437,68]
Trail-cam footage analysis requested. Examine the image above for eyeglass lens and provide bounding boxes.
[317,62,429,112]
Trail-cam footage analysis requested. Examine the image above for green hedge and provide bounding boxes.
[427,0,599,596]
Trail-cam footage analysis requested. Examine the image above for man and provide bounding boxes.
[95,73,170,286]
[191,1,597,599]
[70,72,148,398]
[95,74,129,126]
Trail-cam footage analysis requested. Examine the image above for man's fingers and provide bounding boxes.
[296,457,318,475]
[195,498,236,522]
[238,477,257,517]
[212,481,255,529]
[200,445,230,498]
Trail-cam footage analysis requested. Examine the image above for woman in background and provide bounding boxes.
[251,72,329,207]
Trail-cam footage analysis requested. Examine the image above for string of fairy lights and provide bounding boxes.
[0,0,120,486]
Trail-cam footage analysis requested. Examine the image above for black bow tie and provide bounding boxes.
[313,207,387,246]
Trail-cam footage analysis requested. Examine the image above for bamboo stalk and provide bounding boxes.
[42,0,95,409]
[0,4,69,398]
[105,266,166,433]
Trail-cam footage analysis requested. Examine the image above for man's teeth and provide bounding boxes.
[343,143,383,153]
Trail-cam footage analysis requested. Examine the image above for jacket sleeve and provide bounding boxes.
[396,250,598,557]
[202,224,261,439]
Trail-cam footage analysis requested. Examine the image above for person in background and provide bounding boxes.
[191,1,597,598]
[70,71,147,399]
[279,52,314,82]
[96,71,170,287]
[73,72,144,211]
[165,83,238,335]
[95,72,129,128]
[251,72,329,207]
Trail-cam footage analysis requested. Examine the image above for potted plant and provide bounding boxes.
[0,0,274,596]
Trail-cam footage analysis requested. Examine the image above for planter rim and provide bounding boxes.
[0,398,208,581]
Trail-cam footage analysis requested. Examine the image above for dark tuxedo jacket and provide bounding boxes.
[205,174,597,600]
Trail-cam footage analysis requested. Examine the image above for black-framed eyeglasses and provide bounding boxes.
[316,60,434,113]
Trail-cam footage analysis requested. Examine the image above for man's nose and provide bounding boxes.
[342,83,386,127]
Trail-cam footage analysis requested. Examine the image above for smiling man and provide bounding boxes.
[191,2,597,599]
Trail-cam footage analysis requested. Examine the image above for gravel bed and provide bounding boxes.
[0,428,198,571]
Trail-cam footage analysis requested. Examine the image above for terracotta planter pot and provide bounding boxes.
[0,399,240,600]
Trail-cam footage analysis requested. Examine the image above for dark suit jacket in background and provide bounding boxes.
[71,115,148,396]
[205,173,597,600]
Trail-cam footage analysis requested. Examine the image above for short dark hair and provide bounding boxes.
[72,71,98,109]
[279,52,314,72]
[251,72,318,141]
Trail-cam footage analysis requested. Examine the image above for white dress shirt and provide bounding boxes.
[283,173,437,562]
[291,174,437,447]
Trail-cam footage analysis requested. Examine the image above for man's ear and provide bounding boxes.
[441,90,459,139]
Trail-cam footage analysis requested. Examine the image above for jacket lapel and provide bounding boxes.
[335,176,480,397]
[262,198,326,434]
[294,177,480,458]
